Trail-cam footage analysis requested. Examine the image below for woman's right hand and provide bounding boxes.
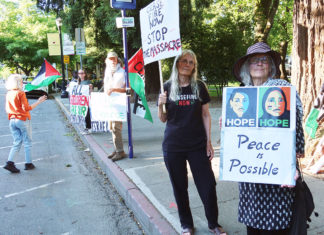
[38,95,47,103]
[158,91,167,106]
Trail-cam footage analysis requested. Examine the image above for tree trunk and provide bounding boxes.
[254,0,280,42]
[144,61,160,100]
[279,40,288,80]
[292,0,324,159]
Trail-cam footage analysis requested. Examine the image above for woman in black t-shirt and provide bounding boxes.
[158,49,226,235]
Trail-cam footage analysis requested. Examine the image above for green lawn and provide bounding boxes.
[207,82,240,97]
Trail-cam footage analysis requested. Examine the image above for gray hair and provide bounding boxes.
[5,74,23,90]
[240,56,277,86]
[168,49,199,101]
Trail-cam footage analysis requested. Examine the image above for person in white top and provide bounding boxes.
[104,51,127,161]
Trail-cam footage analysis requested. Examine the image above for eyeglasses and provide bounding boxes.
[178,59,195,66]
[249,56,270,65]
[78,72,85,74]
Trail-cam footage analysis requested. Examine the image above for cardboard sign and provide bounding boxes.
[220,86,297,185]
[140,0,182,65]
[90,92,127,132]
[69,85,90,124]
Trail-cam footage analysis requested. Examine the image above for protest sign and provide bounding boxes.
[140,0,182,65]
[69,85,90,124]
[220,86,297,185]
[90,92,127,132]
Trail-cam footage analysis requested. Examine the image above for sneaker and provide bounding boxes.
[107,151,116,159]
[25,163,35,170]
[111,151,127,162]
[3,161,20,173]
[81,129,91,135]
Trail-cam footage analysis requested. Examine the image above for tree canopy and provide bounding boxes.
[1,0,295,92]
[0,0,59,76]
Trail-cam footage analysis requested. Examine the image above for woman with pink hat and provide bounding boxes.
[233,42,305,235]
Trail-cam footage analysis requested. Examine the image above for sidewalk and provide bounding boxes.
[53,94,324,235]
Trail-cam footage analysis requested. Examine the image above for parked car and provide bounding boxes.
[22,76,48,99]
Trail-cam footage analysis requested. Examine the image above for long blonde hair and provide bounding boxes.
[168,49,199,101]
[5,74,23,90]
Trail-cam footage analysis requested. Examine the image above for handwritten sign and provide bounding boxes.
[90,92,127,132]
[70,85,90,124]
[220,86,297,185]
[140,0,182,64]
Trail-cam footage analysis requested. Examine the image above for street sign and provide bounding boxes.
[63,34,74,55]
[76,42,86,55]
[75,28,86,55]
[116,17,135,28]
[64,55,70,64]
[110,0,136,10]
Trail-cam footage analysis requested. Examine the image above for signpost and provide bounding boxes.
[110,0,136,159]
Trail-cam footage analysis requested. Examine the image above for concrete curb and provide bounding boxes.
[53,95,178,235]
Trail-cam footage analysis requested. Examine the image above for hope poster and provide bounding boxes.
[90,92,127,132]
[220,86,297,185]
[140,0,182,65]
[69,85,90,124]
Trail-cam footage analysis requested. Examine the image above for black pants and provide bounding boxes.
[247,226,289,235]
[163,148,220,229]
[85,108,91,129]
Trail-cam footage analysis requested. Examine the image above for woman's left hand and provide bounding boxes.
[281,169,299,188]
[207,141,214,161]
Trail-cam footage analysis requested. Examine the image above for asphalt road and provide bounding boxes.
[0,84,143,235]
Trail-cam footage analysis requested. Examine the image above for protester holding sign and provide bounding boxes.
[78,69,93,135]
[3,74,47,173]
[158,50,226,235]
[232,42,304,234]
[104,51,127,162]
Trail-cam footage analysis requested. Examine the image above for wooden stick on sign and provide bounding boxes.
[158,60,166,113]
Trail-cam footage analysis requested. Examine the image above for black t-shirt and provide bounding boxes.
[162,80,211,152]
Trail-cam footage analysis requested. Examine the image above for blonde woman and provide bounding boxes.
[3,74,47,173]
[158,50,226,235]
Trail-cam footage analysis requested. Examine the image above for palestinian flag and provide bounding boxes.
[128,49,153,123]
[24,59,61,91]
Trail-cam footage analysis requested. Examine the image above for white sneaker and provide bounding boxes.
[81,129,91,135]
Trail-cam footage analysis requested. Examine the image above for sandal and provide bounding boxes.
[209,226,227,235]
[181,227,194,235]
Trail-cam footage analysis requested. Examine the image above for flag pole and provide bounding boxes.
[122,9,134,159]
